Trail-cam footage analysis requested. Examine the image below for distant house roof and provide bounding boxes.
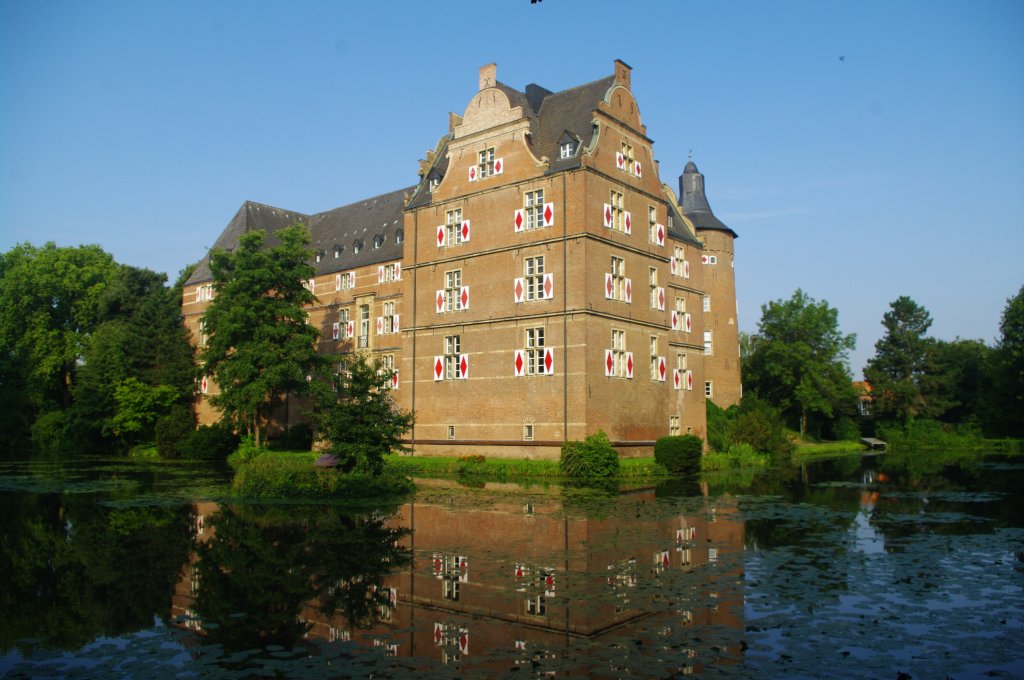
[186,187,413,286]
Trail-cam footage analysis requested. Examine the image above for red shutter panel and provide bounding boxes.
[436,290,445,314]
[624,211,632,235]
[634,160,642,177]
[673,369,682,390]
[605,273,614,300]
[701,254,709,264]
[391,370,399,390]
[658,356,667,382]
[332,322,340,340]
[686,370,694,391]
[514,350,525,377]
[626,352,634,379]
[493,157,503,175]
[657,287,666,311]
[542,202,555,227]
[603,204,613,228]
[393,314,400,333]
[347,320,355,338]
[437,226,445,247]
[605,349,615,377]
[459,630,469,656]
[200,376,208,394]
[656,223,665,246]
[461,220,471,243]
[459,354,469,379]
[468,165,477,182]
[542,273,554,300]
[378,266,385,284]
[434,357,444,381]
[625,278,632,304]
[616,151,625,169]
[513,277,525,303]
[683,259,690,279]
[514,209,524,233]
[460,286,470,310]
[543,348,554,375]
[395,263,401,280]
[376,317,383,335]
[685,313,692,333]
[670,257,678,276]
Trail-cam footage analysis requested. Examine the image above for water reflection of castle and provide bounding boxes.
[173,486,744,674]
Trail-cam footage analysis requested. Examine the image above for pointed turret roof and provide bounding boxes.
[679,161,737,238]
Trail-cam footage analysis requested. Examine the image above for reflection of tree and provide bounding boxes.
[193,504,410,655]
[0,493,194,651]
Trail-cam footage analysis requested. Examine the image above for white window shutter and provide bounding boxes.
[683,259,690,279]
[656,223,664,246]
[459,354,469,379]
[671,310,679,331]
[686,369,693,391]
[195,288,202,303]
[624,211,632,235]
[378,266,384,284]
[543,273,554,299]
[391,370,399,390]
[347,320,354,338]
[625,352,634,379]
[460,286,470,310]
[673,369,682,391]
[625,278,632,304]
[468,165,477,182]
[434,357,444,381]
[494,158,503,175]
[332,322,340,340]
[670,257,677,276]
[657,287,666,311]
[658,357,667,382]
[701,254,709,264]
[514,350,525,377]
[393,314,400,333]
[616,151,625,170]
[436,290,445,314]
[437,226,445,247]
[603,204,613,228]
[634,160,642,177]
[604,349,615,377]
[461,220,471,243]
[543,348,554,375]
[200,376,208,394]
[605,273,614,300]
[542,202,555,227]
[514,208,524,233]
[395,263,401,280]
[685,313,692,333]
[335,274,341,291]
[514,277,525,303]
[376,317,383,335]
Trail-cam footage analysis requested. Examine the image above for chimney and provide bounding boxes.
[479,63,497,90]
[614,59,632,89]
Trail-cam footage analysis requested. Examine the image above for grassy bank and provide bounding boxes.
[791,440,866,462]
[385,454,668,482]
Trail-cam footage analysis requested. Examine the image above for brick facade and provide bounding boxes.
[182,61,741,458]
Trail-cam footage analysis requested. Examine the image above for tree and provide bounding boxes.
[988,285,1024,436]
[925,338,990,426]
[200,224,326,447]
[743,289,857,436]
[863,296,936,424]
[315,352,413,475]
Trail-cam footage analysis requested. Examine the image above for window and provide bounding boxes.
[336,271,354,291]
[525,189,545,230]
[649,267,658,308]
[704,330,713,356]
[560,141,574,158]
[650,335,659,380]
[374,234,385,249]
[525,327,545,375]
[382,301,396,334]
[315,251,322,263]
[359,304,370,348]
[196,284,213,302]
[445,335,462,379]
[703,295,710,312]
[525,256,545,301]
[677,351,687,372]
[649,206,659,244]
[395,229,404,244]
[444,269,463,311]
[380,354,395,371]
[523,424,534,441]
[353,240,362,254]
[339,307,350,327]
[334,246,343,258]
[197,320,208,347]
[611,329,627,378]
[669,415,681,436]
[444,577,460,601]
[611,256,626,301]
[447,424,456,440]
[705,381,713,398]
[429,178,440,192]
[445,209,464,246]
[609,190,625,232]
[382,262,399,282]
[478,147,495,178]
[620,141,634,171]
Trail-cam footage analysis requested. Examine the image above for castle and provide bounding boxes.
[182,61,740,458]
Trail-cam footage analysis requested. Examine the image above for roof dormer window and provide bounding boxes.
[429,178,440,193]
[353,240,363,254]
[334,245,343,258]
[315,250,325,263]
[374,234,385,249]
[395,229,404,245]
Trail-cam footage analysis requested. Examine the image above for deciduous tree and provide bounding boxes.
[988,285,1024,436]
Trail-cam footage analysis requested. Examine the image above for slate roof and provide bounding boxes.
[679,161,738,238]
[186,187,413,286]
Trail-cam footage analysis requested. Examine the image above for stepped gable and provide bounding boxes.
[186,201,310,285]
[679,160,737,238]
[305,186,413,276]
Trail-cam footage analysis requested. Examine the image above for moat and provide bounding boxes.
[1,453,1021,678]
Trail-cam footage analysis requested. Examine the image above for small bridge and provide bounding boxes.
[860,437,887,451]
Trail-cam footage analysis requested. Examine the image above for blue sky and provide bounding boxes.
[2,0,1022,377]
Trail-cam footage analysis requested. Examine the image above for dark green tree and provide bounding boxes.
[863,296,936,424]
[315,352,413,475]
[743,289,857,436]
[200,224,326,447]
[988,285,1024,436]
[925,338,990,426]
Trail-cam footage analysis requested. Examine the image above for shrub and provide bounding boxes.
[232,455,414,499]
[272,423,314,451]
[178,421,239,460]
[560,431,620,479]
[700,443,770,471]
[155,405,195,459]
[30,410,76,455]
[706,400,730,453]
[654,435,703,474]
